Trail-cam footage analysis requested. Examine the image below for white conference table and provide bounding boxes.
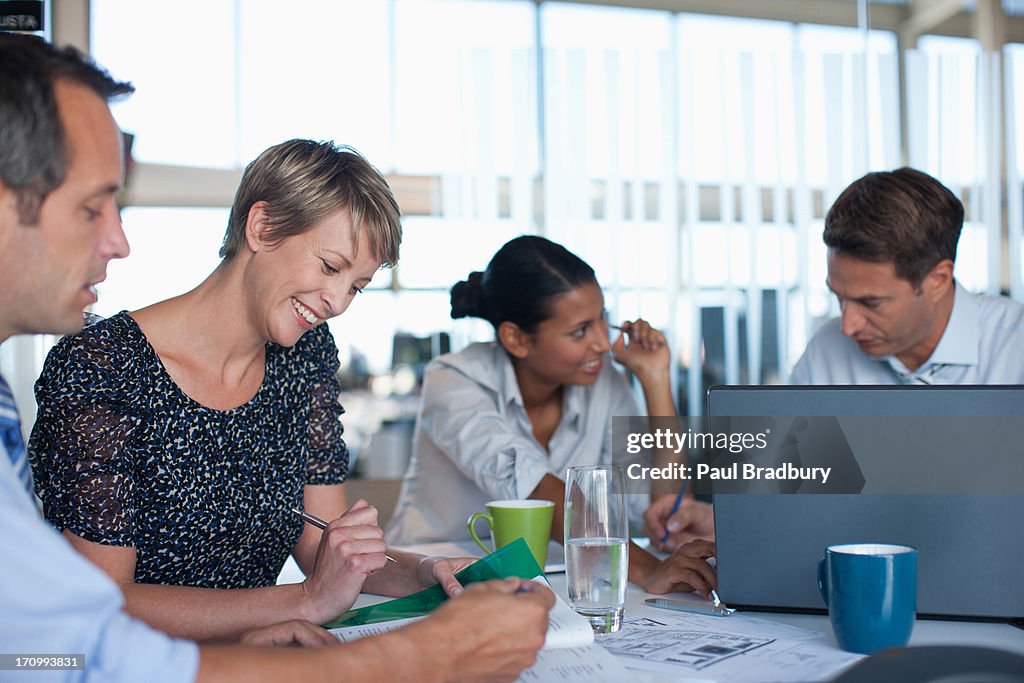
[391,540,1024,679]
[322,541,1024,682]
[544,571,1024,682]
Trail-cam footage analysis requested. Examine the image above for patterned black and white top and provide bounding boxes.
[29,312,348,589]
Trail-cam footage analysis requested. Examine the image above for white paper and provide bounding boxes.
[638,608,823,640]
[330,619,625,683]
[329,615,423,643]
[706,638,863,683]
[330,577,592,651]
[599,612,864,682]
[541,576,594,648]
[515,645,629,682]
[329,576,625,683]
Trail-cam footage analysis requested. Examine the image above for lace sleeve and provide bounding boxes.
[302,326,349,485]
[28,328,142,545]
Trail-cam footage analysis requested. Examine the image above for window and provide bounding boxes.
[96,208,226,316]
[77,0,1024,409]
[92,0,393,168]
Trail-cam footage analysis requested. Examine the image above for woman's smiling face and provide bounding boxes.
[516,280,611,387]
[246,205,380,348]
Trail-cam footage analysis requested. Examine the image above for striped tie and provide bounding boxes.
[0,374,33,496]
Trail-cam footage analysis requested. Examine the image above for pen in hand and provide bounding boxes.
[291,508,398,563]
[659,484,687,546]
[608,319,666,350]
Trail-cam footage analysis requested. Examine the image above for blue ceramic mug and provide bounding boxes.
[817,543,917,654]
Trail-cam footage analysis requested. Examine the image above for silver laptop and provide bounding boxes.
[707,385,1024,620]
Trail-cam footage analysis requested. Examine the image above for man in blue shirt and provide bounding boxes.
[0,32,551,683]
[792,167,1024,385]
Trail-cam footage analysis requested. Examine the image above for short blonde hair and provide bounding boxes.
[220,139,401,267]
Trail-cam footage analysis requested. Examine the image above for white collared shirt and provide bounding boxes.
[386,342,639,545]
[791,282,1024,385]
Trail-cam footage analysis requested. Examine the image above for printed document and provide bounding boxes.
[599,612,864,682]
[331,577,628,682]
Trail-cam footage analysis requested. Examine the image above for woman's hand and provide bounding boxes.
[642,495,716,551]
[611,318,670,384]
[416,555,476,597]
[637,540,718,597]
[239,619,337,648]
[300,499,388,624]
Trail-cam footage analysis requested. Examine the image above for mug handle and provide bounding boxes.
[817,556,829,606]
[467,513,494,555]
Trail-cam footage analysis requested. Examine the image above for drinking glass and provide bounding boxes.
[564,465,629,633]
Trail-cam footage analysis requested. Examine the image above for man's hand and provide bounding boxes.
[239,620,337,648]
[401,578,555,683]
[636,540,718,597]
[300,499,388,624]
[642,494,715,551]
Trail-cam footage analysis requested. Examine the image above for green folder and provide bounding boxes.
[324,537,544,628]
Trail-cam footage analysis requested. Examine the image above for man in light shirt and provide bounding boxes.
[0,32,551,683]
[792,167,1024,385]
[649,167,1024,551]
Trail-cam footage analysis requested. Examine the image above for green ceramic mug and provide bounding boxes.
[468,500,555,569]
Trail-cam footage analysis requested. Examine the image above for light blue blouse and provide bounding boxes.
[0,375,198,683]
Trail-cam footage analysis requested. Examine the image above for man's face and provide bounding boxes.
[826,249,951,369]
[0,79,129,341]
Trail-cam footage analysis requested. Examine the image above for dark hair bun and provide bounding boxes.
[450,271,485,319]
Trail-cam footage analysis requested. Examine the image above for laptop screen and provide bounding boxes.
[706,385,1024,619]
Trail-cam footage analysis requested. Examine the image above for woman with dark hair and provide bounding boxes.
[387,235,717,596]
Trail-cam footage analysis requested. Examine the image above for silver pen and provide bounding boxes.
[607,320,666,349]
[291,508,398,563]
[645,595,735,617]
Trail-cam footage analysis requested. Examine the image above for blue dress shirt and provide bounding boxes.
[0,389,199,683]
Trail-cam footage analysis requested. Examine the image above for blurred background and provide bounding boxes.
[3,0,1023,494]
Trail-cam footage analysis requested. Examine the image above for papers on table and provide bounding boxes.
[536,576,594,649]
[331,576,594,650]
[599,611,864,682]
[329,615,422,643]
[515,645,627,682]
[330,575,629,683]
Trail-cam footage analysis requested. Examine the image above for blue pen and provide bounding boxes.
[659,481,688,545]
